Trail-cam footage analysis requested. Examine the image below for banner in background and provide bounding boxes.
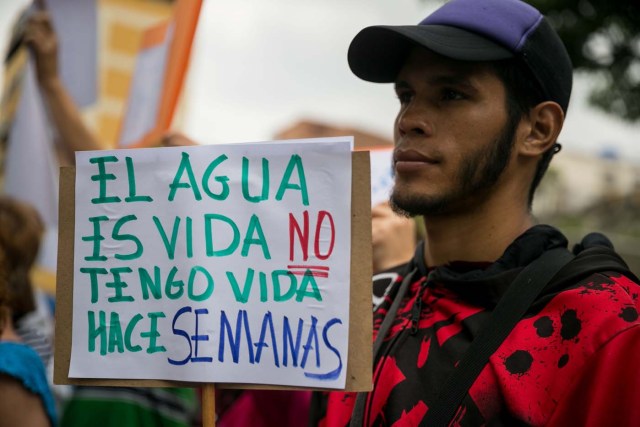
[4,58,59,275]
[118,0,202,148]
[118,21,172,148]
[49,0,98,107]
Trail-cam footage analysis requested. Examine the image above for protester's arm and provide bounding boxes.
[0,374,50,427]
[24,11,104,162]
[547,325,640,426]
[371,202,416,274]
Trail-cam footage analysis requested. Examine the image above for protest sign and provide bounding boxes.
[55,138,372,391]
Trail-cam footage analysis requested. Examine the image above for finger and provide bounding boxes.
[32,12,53,31]
[161,132,198,147]
[23,31,39,48]
[371,220,383,237]
[371,203,393,218]
[371,208,385,219]
[39,12,54,32]
[34,0,47,11]
[23,28,47,49]
[371,223,390,245]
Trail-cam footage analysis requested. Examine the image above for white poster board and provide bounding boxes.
[369,147,393,207]
[69,137,353,389]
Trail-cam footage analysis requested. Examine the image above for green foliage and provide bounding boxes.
[525,0,640,121]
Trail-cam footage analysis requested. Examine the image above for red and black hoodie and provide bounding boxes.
[312,225,640,426]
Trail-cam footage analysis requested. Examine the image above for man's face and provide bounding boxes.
[391,48,517,217]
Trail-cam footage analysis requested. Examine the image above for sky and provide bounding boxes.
[2,0,639,163]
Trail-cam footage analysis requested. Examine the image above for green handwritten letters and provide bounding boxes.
[72,143,350,386]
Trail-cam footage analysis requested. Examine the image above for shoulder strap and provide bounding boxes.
[423,247,574,426]
[550,245,639,289]
[349,267,418,427]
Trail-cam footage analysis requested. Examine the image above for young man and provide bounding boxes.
[312,0,640,425]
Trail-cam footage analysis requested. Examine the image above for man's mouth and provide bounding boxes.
[393,149,439,171]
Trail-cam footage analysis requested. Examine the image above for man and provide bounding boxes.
[311,0,640,425]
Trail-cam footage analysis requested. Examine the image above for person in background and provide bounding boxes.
[0,178,53,370]
[371,201,423,307]
[0,196,57,427]
[24,9,104,164]
[20,10,199,427]
[312,0,640,425]
[371,201,417,275]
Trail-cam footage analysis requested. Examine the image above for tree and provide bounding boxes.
[525,0,640,121]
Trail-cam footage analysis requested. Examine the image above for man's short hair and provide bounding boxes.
[491,59,560,205]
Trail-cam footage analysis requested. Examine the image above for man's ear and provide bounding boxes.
[517,101,564,157]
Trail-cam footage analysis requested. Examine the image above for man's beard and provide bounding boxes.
[390,118,518,217]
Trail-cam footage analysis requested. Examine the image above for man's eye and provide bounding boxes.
[441,89,465,101]
[396,91,413,104]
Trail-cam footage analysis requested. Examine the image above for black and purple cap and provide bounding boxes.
[348,0,573,113]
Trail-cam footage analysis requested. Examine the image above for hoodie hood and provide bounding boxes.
[410,224,569,307]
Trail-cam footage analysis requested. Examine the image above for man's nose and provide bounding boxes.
[396,104,432,138]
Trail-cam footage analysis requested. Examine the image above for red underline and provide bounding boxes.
[287,265,330,271]
[287,271,329,278]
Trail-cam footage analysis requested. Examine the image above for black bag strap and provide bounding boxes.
[350,267,418,427]
[423,247,574,426]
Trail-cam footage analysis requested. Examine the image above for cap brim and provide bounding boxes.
[348,25,514,83]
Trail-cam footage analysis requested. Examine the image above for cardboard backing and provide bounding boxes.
[54,151,373,391]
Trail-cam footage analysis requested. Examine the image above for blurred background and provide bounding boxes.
[1,0,639,278]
